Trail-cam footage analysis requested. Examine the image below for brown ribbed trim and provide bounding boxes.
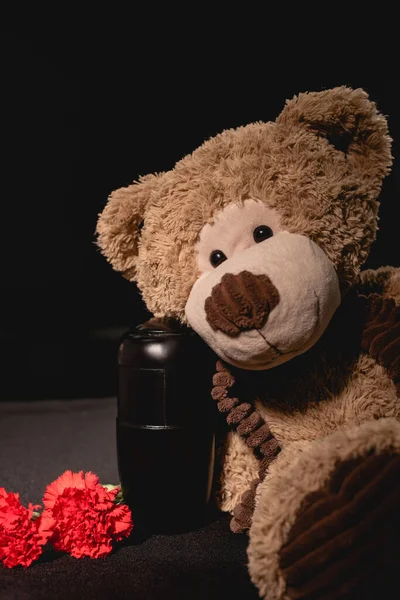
[247,423,273,448]
[211,385,228,400]
[236,412,264,435]
[226,403,252,425]
[259,437,280,460]
[212,360,281,533]
[361,293,400,395]
[278,453,400,599]
[217,397,240,412]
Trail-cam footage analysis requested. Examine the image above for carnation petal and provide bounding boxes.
[0,490,53,568]
[43,470,87,508]
[84,472,100,490]
[39,471,133,560]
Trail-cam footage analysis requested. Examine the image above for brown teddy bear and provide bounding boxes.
[96,87,400,599]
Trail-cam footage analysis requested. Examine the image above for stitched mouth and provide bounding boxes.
[257,330,283,356]
[257,290,320,362]
[214,291,322,370]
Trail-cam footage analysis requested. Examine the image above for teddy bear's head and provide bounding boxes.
[97,87,392,370]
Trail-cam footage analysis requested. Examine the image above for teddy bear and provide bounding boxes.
[96,87,400,599]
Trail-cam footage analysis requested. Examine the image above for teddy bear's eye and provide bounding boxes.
[210,250,227,268]
[253,225,273,243]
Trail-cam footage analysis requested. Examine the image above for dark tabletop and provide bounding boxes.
[0,398,258,600]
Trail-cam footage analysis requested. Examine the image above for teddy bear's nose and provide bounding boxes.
[204,271,280,337]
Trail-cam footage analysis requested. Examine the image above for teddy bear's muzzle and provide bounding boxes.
[204,271,280,336]
[185,233,341,370]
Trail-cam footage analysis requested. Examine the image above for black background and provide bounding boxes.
[1,32,399,400]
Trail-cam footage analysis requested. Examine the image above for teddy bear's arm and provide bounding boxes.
[360,292,400,397]
[359,266,400,304]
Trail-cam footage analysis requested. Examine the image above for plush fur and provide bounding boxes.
[97,87,391,320]
[97,87,399,599]
[215,431,260,513]
[249,418,400,599]
[360,265,400,302]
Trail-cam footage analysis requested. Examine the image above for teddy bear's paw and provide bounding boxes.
[279,452,400,599]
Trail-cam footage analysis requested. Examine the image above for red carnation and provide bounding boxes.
[0,487,54,568]
[42,471,133,559]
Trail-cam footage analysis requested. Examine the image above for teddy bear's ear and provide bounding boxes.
[276,86,392,184]
[96,173,161,279]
